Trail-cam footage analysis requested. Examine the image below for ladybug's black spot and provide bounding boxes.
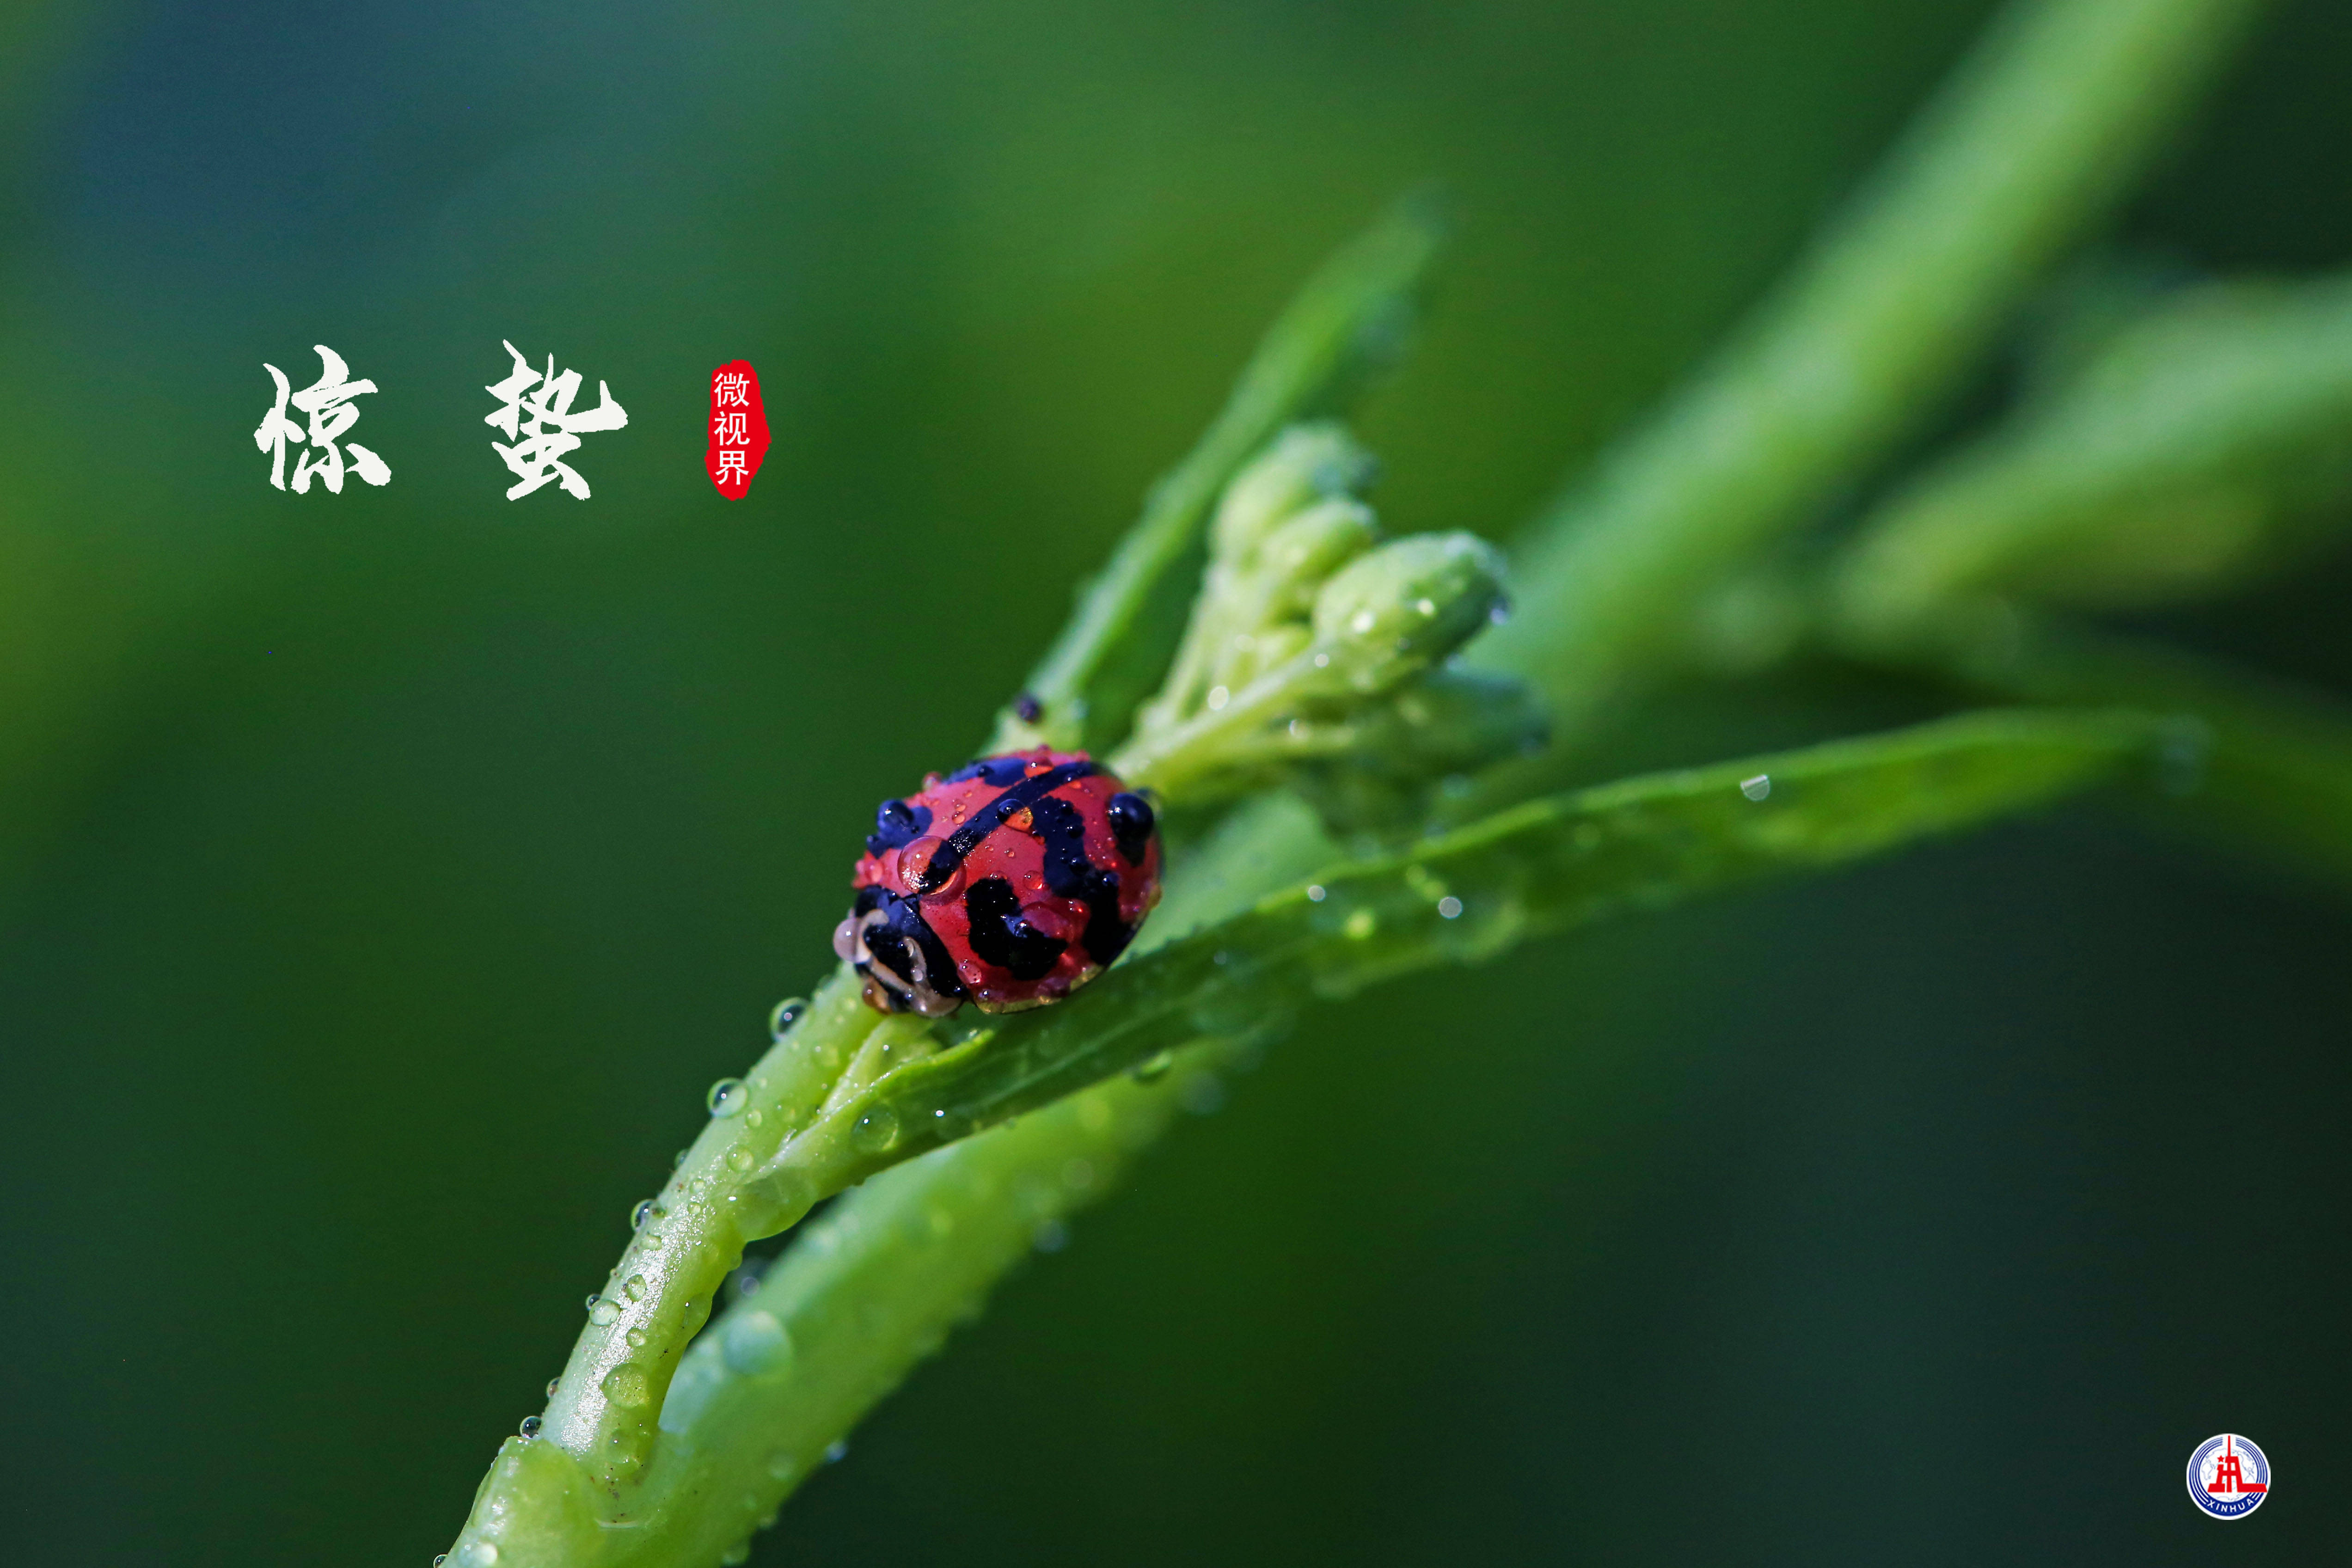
[922,760,1097,891]
[1106,792,1155,864]
[865,798,932,858]
[947,757,1029,787]
[964,876,1066,981]
[1014,693,1043,724]
[1028,795,1134,967]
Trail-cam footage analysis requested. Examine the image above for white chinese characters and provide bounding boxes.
[254,345,392,493]
[485,341,630,500]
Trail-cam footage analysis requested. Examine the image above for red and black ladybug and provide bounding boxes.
[834,748,1162,1016]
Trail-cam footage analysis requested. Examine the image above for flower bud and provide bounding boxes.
[1309,532,1507,694]
[1254,497,1380,619]
[1374,668,1548,771]
[1211,423,1378,562]
[1225,622,1312,689]
[1285,670,1545,833]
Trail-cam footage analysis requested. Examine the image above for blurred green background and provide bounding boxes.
[5,1,2349,1562]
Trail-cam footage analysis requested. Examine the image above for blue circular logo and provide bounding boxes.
[2187,1433,2271,1520]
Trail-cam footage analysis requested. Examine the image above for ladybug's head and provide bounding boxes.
[833,884,965,1018]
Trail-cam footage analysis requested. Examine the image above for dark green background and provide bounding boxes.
[4,1,2347,1562]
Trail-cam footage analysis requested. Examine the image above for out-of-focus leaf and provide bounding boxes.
[1836,275,2352,626]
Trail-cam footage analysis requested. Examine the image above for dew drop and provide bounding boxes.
[851,1105,901,1154]
[707,1078,748,1117]
[768,997,808,1040]
[744,1108,763,1129]
[1488,599,1512,626]
[588,1297,619,1327]
[545,1378,560,1398]
[625,1273,647,1301]
[631,1199,654,1231]
[825,1439,850,1464]
[435,1556,448,1567]
[625,1328,648,1349]
[642,1232,664,1251]
[1132,1049,1175,1083]
[1415,597,1436,616]
[1206,684,1230,711]
[727,1146,756,1173]
[519,1414,541,1438]
[672,1148,689,1169]
[1313,651,1331,668]
[1437,896,1464,919]
[1349,609,1377,634]
[600,1364,653,1409]
[899,835,966,897]
[454,1545,499,1568]
[1305,884,1327,902]
[1740,773,1772,802]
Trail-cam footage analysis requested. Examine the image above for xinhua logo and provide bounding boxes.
[2186,1433,2271,1520]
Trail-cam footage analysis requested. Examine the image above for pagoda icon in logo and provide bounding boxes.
[2187,1433,2271,1520]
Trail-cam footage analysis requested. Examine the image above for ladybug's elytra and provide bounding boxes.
[835,748,1162,1017]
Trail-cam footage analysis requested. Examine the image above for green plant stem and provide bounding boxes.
[1477,0,2270,735]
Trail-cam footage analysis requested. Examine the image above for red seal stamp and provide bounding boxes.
[706,361,770,498]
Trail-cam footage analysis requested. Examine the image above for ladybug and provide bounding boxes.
[834,747,1162,1017]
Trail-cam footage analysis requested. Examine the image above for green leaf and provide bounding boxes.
[815,708,2163,1181]
[1850,611,2352,888]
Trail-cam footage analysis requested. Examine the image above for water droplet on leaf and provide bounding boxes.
[601,1364,652,1408]
[851,1106,900,1154]
[708,1078,747,1117]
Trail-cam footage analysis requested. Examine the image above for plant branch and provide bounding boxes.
[459,707,2167,1567]
[1477,0,2272,733]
